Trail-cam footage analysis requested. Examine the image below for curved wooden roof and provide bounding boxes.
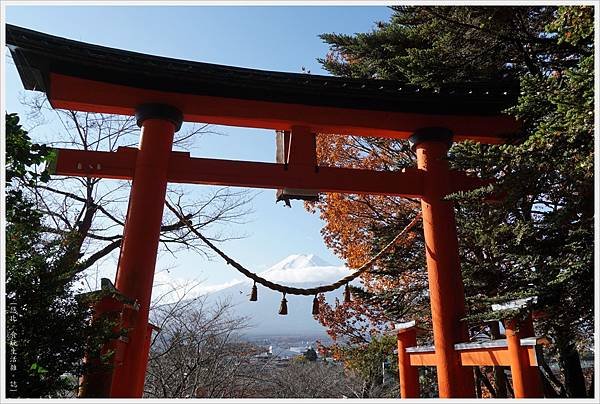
[6,24,521,142]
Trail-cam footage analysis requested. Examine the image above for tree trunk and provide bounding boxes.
[539,371,560,398]
[475,366,497,397]
[555,330,586,398]
[493,367,507,397]
[474,368,482,398]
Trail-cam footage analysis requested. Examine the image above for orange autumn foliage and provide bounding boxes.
[307,134,429,342]
[314,294,389,345]
[307,133,419,271]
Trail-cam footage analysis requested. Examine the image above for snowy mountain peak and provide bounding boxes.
[257,254,349,285]
[266,254,332,272]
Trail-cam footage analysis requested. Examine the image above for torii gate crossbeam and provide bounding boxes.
[49,144,491,198]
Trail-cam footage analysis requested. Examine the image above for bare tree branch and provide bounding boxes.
[20,96,254,284]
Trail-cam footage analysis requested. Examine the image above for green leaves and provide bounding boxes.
[5,113,50,186]
[6,113,95,397]
[29,363,49,375]
[547,6,594,47]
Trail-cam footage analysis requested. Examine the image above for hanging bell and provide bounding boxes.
[278,293,288,315]
[312,295,320,316]
[344,283,351,303]
[249,282,258,301]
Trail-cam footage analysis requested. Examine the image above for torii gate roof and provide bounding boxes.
[7,24,521,143]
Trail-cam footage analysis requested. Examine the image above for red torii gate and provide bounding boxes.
[8,24,523,398]
[391,307,547,398]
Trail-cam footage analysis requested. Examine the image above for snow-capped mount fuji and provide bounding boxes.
[265,253,330,271]
[201,254,354,336]
[257,254,348,285]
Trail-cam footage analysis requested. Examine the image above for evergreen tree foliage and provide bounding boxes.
[5,113,94,397]
[303,347,318,362]
[316,6,594,397]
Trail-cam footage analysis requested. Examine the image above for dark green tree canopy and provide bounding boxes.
[320,6,592,83]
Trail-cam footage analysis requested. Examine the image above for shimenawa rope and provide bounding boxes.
[165,201,421,296]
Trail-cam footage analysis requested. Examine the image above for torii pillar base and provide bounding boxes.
[411,128,474,398]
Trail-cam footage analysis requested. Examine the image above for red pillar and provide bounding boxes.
[505,319,528,398]
[109,104,182,397]
[397,329,420,398]
[410,128,474,398]
[505,316,544,398]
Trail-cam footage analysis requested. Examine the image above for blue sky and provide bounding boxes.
[5,5,393,290]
